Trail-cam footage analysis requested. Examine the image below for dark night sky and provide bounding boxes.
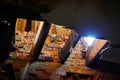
[42,0,120,43]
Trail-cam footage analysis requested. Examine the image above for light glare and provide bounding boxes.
[87,37,96,46]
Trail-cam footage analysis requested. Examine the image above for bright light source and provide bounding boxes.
[86,36,96,46]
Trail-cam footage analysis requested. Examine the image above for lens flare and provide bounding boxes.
[86,36,96,46]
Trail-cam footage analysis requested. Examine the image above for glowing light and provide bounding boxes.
[86,36,96,46]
